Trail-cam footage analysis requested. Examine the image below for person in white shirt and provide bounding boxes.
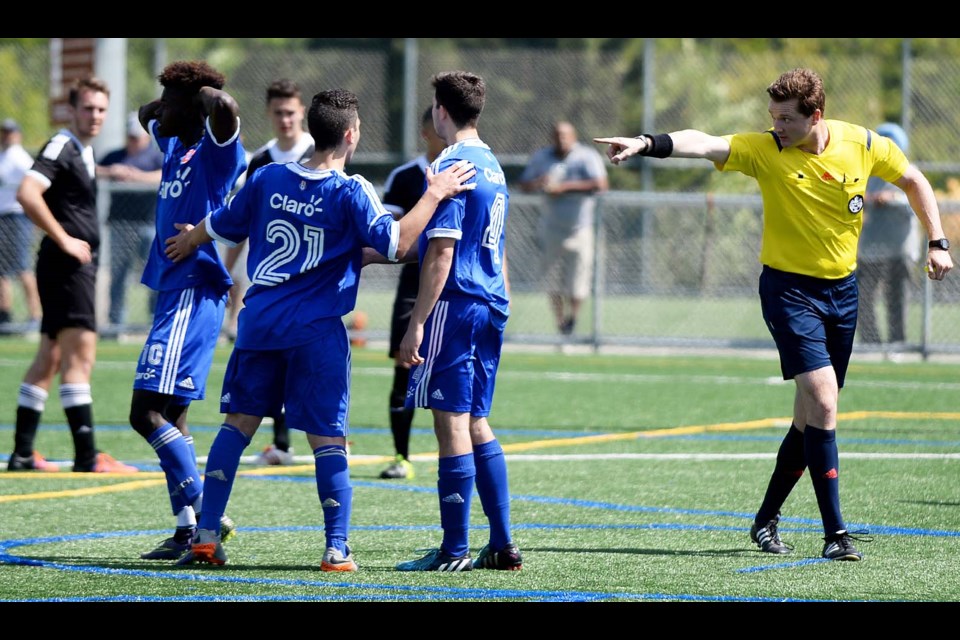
[0,118,41,330]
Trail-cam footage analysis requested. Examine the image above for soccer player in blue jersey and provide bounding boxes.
[394,71,522,572]
[595,68,953,561]
[164,88,477,570]
[131,61,248,561]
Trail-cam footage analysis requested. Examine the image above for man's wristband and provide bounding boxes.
[636,133,674,158]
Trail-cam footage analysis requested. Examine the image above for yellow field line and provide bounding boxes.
[4,410,958,502]
[0,476,168,503]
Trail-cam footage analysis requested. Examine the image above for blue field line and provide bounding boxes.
[0,528,872,603]
[734,558,834,573]
[233,476,960,539]
[4,593,845,603]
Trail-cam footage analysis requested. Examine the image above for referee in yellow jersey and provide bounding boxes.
[595,67,953,561]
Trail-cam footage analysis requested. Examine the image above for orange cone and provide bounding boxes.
[349,310,368,347]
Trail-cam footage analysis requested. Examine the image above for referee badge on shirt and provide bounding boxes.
[848,194,864,214]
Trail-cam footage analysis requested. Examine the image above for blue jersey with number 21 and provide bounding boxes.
[205,162,400,350]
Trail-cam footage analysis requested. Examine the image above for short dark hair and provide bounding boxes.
[69,76,110,107]
[307,88,359,151]
[158,60,226,95]
[266,78,301,104]
[767,68,825,117]
[432,70,485,128]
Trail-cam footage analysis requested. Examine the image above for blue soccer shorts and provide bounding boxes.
[406,297,506,416]
[134,285,227,400]
[759,265,857,388]
[219,318,351,438]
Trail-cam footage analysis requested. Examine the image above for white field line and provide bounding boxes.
[4,357,953,392]
[227,451,960,468]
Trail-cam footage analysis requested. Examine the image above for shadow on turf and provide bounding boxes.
[27,544,780,569]
[901,499,960,507]
[23,554,327,572]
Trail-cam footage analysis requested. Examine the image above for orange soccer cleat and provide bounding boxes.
[92,451,139,473]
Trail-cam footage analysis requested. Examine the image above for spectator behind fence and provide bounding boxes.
[98,112,164,329]
[857,122,920,347]
[0,118,41,332]
[518,120,608,337]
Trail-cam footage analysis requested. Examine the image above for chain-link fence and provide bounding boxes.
[2,39,960,356]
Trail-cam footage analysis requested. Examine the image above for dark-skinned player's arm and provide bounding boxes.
[196,86,240,144]
[138,100,161,133]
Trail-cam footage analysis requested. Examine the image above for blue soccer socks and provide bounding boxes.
[196,425,250,532]
[315,445,352,553]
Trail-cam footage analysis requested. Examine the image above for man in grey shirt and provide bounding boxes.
[858,122,921,346]
[519,121,608,336]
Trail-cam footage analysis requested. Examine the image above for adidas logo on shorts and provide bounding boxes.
[431,389,444,401]
[220,393,231,403]
[177,376,195,390]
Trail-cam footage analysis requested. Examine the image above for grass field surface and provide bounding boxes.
[0,336,958,613]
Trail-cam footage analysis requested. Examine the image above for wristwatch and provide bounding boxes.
[929,238,950,251]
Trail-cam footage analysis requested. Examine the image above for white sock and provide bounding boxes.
[176,505,196,528]
[17,383,48,412]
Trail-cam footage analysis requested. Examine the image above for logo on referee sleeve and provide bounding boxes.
[848,195,864,214]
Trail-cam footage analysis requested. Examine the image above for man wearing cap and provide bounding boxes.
[97,112,164,330]
[0,118,41,331]
[857,123,920,347]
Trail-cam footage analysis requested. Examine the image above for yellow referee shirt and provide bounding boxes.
[717,120,909,279]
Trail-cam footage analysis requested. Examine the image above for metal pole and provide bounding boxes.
[402,38,419,161]
[903,39,931,359]
[93,38,127,330]
[154,38,167,80]
[641,38,656,294]
[93,38,126,159]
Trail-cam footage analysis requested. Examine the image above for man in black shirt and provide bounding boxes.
[377,106,447,480]
[7,77,137,473]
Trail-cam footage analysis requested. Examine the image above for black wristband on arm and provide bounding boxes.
[638,133,674,158]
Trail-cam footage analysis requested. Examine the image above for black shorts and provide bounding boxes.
[388,262,420,357]
[37,252,97,338]
[759,265,857,387]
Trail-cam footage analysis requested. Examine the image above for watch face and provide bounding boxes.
[930,238,950,250]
